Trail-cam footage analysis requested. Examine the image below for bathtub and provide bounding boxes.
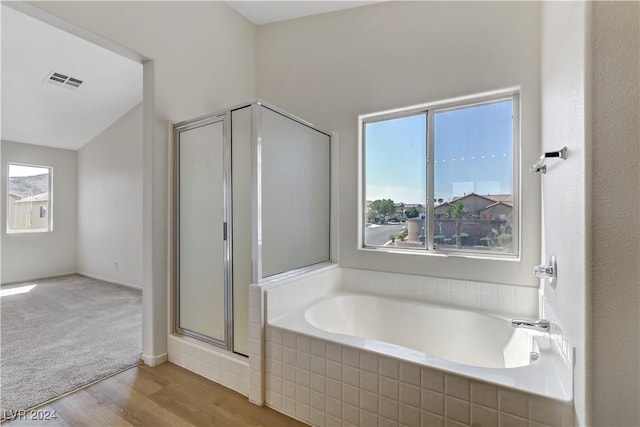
[268,291,572,401]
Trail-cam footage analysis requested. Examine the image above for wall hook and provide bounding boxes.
[530,147,568,174]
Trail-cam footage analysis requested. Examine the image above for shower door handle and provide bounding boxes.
[223,222,228,241]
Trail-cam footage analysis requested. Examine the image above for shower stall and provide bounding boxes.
[172,101,331,355]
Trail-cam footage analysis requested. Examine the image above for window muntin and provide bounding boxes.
[361,93,518,257]
[7,163,52,233]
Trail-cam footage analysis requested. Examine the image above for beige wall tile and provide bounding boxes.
[311,407,325,426]
[298,351,311,371]
[327,343,342,362]
[327,361,343,382]
[421,368,445,393]
[380,397,399,421]
[327,397,343,419]
[400,363,422,387]
[498,388,528,418]
[362,371,380,394]
[297,368,311,388]
[296,402,310,424]
[343,347,361,368]
[400,383,422,409]
[362,352,379,373]
[327,378,342,400]
[297,335,311,353]
[311,390,325,411]
[380,416,399,427]
[311,373,326,393]
[498,412,528,427]
[529,395,568,427]
[344,365,361,387]
[400,403,421,427]
[380,357,400,379]
[445,375,470,401]
[343,403,360,426]
[445,419,469,427]
[421,411,444,427]
[327,414,342,427]
[311,355,327,376]
[283,396,296,417]
[344,384,360,407]
[446,396,470,424]
[360,409,378,427]
[296,385,310,406]
[361,390,379,414]
[380,377,400,401]
[422,389,445,416]
[311,339,326,357]
[471,382,497,409]
[471,403,497,427]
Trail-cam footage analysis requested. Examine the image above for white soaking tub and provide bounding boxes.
[305,294,536,369]
[269,292,573,401]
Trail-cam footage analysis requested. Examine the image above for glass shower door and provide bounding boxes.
[176,117,228,345]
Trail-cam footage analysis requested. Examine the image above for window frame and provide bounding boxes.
[358,89,520,260]
[6,162,53,234]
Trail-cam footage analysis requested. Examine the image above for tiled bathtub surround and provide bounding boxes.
[340,268,539,318]
[264,327,574,427]
[249,264,342,405]
[168,334,249,396]
[254,265,574,426]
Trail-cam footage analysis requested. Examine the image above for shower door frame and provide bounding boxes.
[172,99,332,352]
[173,112,234,350]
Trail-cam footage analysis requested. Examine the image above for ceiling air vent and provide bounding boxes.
[44,71,84,90]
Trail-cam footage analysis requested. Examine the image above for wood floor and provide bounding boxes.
[2,362,304,427]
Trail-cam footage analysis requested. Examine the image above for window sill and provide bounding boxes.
[358,245,521,262]
[6,229,52,234]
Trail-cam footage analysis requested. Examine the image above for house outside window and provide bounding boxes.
[360,91,519,257]
[7,163,52,233]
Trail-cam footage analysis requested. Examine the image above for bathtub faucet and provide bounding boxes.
[511,319,550,332]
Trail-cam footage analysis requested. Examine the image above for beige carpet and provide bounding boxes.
[0,275,141,418]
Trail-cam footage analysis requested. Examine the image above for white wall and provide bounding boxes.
[256,1,541,287]
[77,104,143,288]
[541,3,640,425]
[1,140,77,283]
[590,2,639,425]
[32,1,257,361]
[540,3,590,424]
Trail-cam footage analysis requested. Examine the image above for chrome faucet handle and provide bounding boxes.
[534,255,557,288]
[534,264,555,277]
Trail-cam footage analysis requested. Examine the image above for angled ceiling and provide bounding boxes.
[226,1,383,25]
[1,4,143,151]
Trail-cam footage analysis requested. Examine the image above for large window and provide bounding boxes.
[7,163,52,233]
[361,92,519,257]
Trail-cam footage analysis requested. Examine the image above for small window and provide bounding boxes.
[360,91,518,257]
[7,163,52,233]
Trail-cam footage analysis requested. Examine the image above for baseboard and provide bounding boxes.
[1,272,143,290]
[141,352,168,367]
[1,272,78,286]
[77,272,142,290]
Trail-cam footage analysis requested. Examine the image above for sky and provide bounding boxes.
[365,99,513,204]
[8,164,49,177]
